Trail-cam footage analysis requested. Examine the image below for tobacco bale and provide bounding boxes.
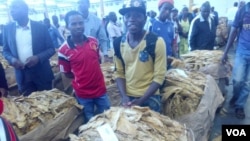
[2,89,82,136]
[181,50,232,79]
[162,69,207,119]
[69,106,193,141]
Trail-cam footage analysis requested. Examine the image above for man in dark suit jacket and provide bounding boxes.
[2,0,55,96]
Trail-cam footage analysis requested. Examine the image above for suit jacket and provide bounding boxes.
[2,20,55,91]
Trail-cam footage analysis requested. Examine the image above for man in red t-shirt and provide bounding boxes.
[58,10,110,122]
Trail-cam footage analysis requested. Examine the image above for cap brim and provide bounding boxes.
[119,7,146,15]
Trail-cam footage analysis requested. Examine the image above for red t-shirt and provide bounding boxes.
[58,36,106,98]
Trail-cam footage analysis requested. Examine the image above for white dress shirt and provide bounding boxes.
[16,20,33,64]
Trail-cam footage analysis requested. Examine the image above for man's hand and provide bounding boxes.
[221,53,228,64]
[25,56,39,68]
[128,98,143,106]
[121,95,130,107]
[0,88,8,97]
[11,58,24,69]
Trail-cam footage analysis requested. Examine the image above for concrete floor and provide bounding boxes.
[209,48,250,140]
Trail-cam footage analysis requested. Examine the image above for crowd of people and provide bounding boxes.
[1,0,250,139]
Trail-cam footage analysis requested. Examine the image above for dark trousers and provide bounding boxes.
[20,81,52,96]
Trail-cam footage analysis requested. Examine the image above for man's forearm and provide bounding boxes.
[224,27,237,54]
[140,81,161,102]
[115,78,127,97]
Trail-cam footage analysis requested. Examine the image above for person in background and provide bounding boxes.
[58,11,110,123]
[116,17,124,33]
[44,18,65,49]
[152,0,175,58]
[178,5,193,22]
[149,11,157,31]
[144,10,157,31]
[179,6,191,55]
[192,5,199,18]
[188,1,216,51]
[52,15,67,43]
[107,12,122,49]
[2,0,55,96]
[211,6,219,27]
[0,62,8,97]
[102,16,110,39]
[144,11,151,31]
[171,8,180,58]
[221,2,250,119]
[78,0,109,63]
[114,0,166,112]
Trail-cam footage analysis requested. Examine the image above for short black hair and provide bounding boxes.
[234,2,238,7]
[201,1,211,9]
[64,10,83,27]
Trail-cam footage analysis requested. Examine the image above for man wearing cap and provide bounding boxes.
[188,1,216,51]
[114,0,166,112]
[151,0,175,57]
[78,0,109,63]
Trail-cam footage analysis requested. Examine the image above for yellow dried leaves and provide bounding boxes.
[181,50,232,79]
[0,54,11,69]
[70,106,190,141]
[2,89,82,136]
[162,69,207,119]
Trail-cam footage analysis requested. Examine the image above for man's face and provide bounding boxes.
[110,13,117,22]
[171,11,178,20]
[10,1,28,21]
[200,6,210,20]
[78,0,89,15]
[67,15,84,37]
[159,3,173,21]
[182,8,188,16]
[124,11,146,34]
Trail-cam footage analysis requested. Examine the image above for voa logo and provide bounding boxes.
[226,129,247,136]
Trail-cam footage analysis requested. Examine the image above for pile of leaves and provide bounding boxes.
[69,106,192,141]
[162,69,207,119]
[2,89,82,136]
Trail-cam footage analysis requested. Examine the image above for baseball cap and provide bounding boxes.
[119,0,146,15]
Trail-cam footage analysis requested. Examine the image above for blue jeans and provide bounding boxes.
[76,94,110,123]
[231,53,250,109]
[129,95,162,113]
